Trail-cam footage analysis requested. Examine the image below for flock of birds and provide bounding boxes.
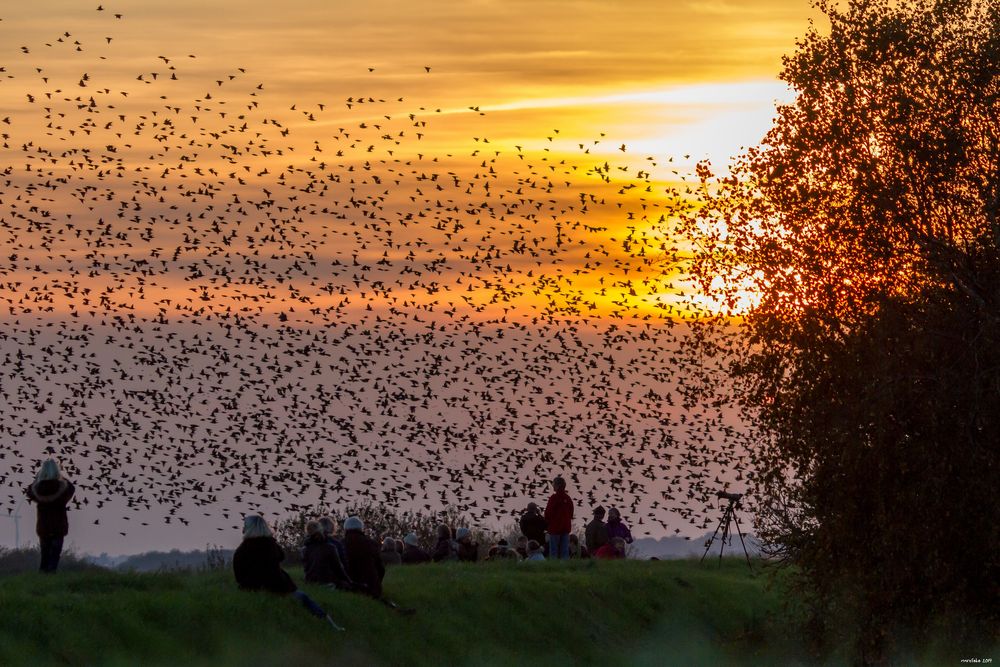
[0,5,753,545]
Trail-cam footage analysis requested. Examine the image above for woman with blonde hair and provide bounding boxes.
[25,458,75,573]
[233,515,343,630]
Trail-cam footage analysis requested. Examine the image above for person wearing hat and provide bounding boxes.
[380,537,402,567]
[585,506,610,554]
[25,458,75,573]
[343,516,385,598]
[401,532,431,564]
[518,502,547,550]
[455,527,479,562]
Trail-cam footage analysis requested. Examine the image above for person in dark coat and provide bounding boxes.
[25,459,75,573]
[234,515,340,629]
[401,532,431,564]
[302,520,352,587]
[606,508,635,544]
[455,527,478,562]
[544,476,575,560]
[585,506,609,554]
[318,515,349,571]
[518,502,547,548]
[343,516,385,597]
[431,524,458,562]
[380,537,402,567]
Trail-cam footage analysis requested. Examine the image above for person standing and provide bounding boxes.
[519,502,547,549]
[585,506,610,554]
[25,459,75,573]
[543,476,574,560]
[606,508,634,545]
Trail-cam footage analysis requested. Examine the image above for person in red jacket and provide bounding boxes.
[543,476,574,560]
[594,537,627,560]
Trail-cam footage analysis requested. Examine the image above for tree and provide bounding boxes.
[680,0,1000,660]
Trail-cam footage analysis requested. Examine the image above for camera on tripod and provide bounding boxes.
[702,489,753,570]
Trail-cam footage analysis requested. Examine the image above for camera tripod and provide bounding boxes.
[700,493,754,570]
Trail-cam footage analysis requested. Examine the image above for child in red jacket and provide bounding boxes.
[543,476,574,559]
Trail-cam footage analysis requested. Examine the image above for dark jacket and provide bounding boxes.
[544,490,574,535]
[457,540,479,562]
[585,518,609,552]
[519,510,547,545]
[233,536,297,594]
[26,479,75,538]
[303,533,351,585]
[606,518,634,544]
[402,544,431,565]
[344,530,385,597]
[432,538,458,562]
[380,550,402,567]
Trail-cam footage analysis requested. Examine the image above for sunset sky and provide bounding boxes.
[0,0,817,554]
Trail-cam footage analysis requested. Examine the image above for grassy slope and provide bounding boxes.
[1,558,806,666]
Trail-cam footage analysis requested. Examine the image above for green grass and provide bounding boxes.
[0,558,821,666]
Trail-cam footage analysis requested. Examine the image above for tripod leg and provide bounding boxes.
[700,509,728,564]
[731,507,754,571]
[718,506,732,567]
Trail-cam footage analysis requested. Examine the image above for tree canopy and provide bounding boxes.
[682,0,1000,660]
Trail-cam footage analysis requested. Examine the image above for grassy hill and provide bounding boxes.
[2,557,975,666]
[0,557,806,666]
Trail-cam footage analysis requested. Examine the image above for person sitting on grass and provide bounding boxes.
[606,508,634,545]
[515,535,529,560]
[432,524,459,562]
[486,538,521,561]
[302,519,352,588]
[380,537,402,567]
[234,515,342,630]
[343,516,385,598]
[318,515,348,570]
[455,527,479,562]
[569,533,590,559]
[25,458,75,574]
[594,536,627,560]
[522,540,546,562]
[401,532,431,564]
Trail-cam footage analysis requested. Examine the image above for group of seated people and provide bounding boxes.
[232,496,638,626]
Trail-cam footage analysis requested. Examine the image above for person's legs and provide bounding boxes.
[39,536,63,573]
[547,533,559,559]
[39,538,51,572]
[558,533,570,559]
[50,536,64,572]
[291,590,327,618]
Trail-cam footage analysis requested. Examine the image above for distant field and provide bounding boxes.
[0,558,969,666]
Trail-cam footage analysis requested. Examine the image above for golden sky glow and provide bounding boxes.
[0,0,818,552]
